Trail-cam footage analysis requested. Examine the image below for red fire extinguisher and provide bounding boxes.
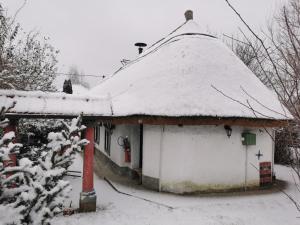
[118,136,131,163]
[123,137,131,163]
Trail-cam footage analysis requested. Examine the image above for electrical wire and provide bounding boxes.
[54,72,106,78]
[103,177,174,210]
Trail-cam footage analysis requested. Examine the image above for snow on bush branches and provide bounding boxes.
[0,3,59,91]
[0,112,88,225]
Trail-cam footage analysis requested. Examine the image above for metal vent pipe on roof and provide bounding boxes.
[185,10,193,21]
[134,42,147,54]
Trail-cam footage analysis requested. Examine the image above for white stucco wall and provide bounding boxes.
[142,125,274,193]
[142,125,163,178]
[95,124,140,169]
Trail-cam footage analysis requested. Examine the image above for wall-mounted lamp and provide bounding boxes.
[224,125,232,138]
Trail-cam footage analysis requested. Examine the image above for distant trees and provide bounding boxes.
[226,37,271,87]
[68,66,89,89]
[68,66,80,86]
[0,3,58,91]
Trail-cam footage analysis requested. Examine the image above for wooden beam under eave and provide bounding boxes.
[4,113,290,128]
[96,116,290,128]
[5,113,106,120]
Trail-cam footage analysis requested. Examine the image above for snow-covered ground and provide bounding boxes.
[53,155,300,225]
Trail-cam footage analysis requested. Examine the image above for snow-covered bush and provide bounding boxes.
[0,103,24,224]
[275,125,298,165]
[0,102,21,191]
[17,118,65,164]
[0,113,88,225]
[18,119,64,148]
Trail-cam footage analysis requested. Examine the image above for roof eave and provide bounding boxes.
[95,115,291,128]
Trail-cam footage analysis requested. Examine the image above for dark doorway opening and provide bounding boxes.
[139,124,143,168]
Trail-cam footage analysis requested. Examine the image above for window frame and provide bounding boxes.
[94,125,101,144]
[104,128,111,155]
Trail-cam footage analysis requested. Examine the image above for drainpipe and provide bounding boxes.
[244,145,248,191]
[158,125,165,192]
[271,129,275,178]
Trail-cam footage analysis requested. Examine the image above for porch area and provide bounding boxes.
[0,89,113,212]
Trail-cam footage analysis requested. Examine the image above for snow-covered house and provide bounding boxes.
[0,11,292,213]
[89,11,291,194]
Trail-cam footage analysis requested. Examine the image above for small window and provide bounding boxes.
[94,126,98,142]
[94,125,100,144]
[104,128,111,155]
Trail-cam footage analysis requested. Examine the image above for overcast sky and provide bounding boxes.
[3,0,287,88]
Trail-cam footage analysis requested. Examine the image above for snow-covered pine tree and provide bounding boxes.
[18,114,88,225]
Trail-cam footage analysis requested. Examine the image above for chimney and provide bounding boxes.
[184,10,193,21]
[134,42,147,54]
[63,79,73,94]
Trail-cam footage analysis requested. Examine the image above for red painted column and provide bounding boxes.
[80,125,96,212]
[3,120,17,167]
[82,126,94,192]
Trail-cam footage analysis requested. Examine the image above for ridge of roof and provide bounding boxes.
[146,20,189,51]
[96,20,216,86]
[114,33,216,74]
[145,20,210,52]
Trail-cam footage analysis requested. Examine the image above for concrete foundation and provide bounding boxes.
[79,190,97,212]
[142,175,159,191]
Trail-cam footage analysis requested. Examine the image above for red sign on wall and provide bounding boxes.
[260,162,272,187]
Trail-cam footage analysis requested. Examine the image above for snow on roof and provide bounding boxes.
[90,20,291,120]
[72,84,89,95]
[145,20,213,53]
[0,89,112,117]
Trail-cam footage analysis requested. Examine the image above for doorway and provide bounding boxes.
[139,124,143,169]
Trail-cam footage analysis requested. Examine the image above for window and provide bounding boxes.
[103,123,115,155]
[104,128,111,155]
[94,125,100,144]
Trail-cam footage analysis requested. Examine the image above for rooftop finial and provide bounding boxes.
[184,10,193,21]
